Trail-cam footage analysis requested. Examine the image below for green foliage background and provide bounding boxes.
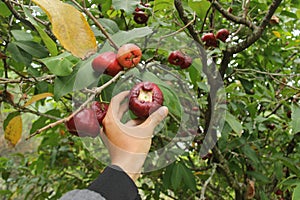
[0,0,299,199]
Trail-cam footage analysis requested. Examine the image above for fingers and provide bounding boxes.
[109,91,130,119]
[142,106,169,128]
[117,102,129,119]
[125,119,143,126]
[110,91,130,108]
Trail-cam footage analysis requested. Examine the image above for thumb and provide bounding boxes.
[143,106,168,128]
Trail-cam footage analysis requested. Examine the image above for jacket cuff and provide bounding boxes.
[88,165,141,200]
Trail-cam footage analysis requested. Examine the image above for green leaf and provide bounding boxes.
[11,30,33,41]
[171,162,183,190]
[153,0,173,13]
[23,7,58,56]
[30,110,60,134]
[7,43,32,66]
[188,0,211,21]
[242,145,259,165]
[281,10,298,18]
[0,2,11,17]
[291,104,300,134]
[40,52,80,76]
[180,163,197,192]
[112,0,140,14]
[98,18,120,34]
[98,0,112,13]
[239,78,254,94]
[14,41,48,58]
[225,112,243,136]
[53,66,80,100]
[101,27,153,50]
[73,56,99,91]
[292,184,300,200]
[275,156,300,177]
[246,171,270,183]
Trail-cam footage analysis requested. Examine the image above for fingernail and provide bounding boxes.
[159,106,168,117]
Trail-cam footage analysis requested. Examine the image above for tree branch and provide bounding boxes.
[211,1,257,30]
[26,71,125,140]
[227,0,282,54]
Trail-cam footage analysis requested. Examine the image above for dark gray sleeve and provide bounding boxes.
[59,189,106,200]
[88,165,141,200]
[60,165,141,200]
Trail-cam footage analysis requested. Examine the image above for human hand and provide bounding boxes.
[100,91,168,181]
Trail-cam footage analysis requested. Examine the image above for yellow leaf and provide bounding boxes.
[24,92,53,107]
[5,115,22,146]
[32,0,97,59]
[272,31,281,38]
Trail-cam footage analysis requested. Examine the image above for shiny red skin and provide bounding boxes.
[90,101,109,126]
[180,56,193,69]
[65,108,100,137]
[134,11,149,24]
[274,189,283,195]
[201,33,218,47]
[92,51,123,76]
[117,44,142,68]
[216,29,230,42]
[168,51,185,66]
[129,82,164,119]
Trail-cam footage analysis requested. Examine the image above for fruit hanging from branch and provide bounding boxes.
[216,28,230,42]
[65,108,100,137]
[129,82,164,119]
[92,51,123,76]
[134,8,149,24]
[168,50,185,66]
[117,43,142,68]
[180,55,193,69]
[168,50,193,69]
[90,101,109,126]
[201,32,218,48]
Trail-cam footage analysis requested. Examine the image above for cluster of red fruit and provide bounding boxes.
[92,43,142,77]
[167,50,193,69]
[65,43,165,137]
[133,2,150,24]
[65,101,109,137]
[201,28,230,48]
[65,82,164,137]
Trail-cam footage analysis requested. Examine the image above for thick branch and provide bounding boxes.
[227,0,282,54]
[213,147,244,196]
[211,1,257,30]
[174,0,202,45]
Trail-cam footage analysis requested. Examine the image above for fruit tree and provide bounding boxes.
[0,0,299,199]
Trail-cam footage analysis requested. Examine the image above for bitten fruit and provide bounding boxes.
[129,82,164,119]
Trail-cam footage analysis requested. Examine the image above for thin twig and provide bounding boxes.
[200,163,217,200]
[155,12,196,55]
[0,75,56,84]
